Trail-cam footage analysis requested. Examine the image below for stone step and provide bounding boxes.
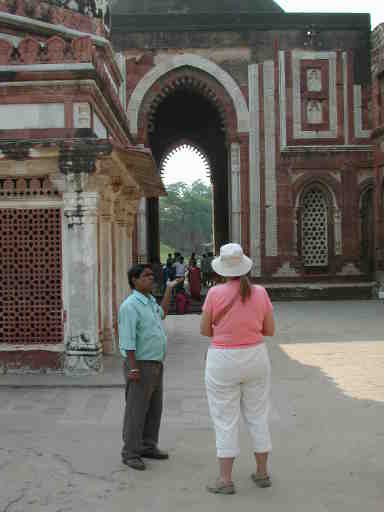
[155,281,376,314]
[264,282,376,301]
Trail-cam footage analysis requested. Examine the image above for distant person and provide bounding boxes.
[188,260,201,300]
[162,260,176,293]
[174,256,186,279]
[118,264,182,471]
[188,252,197,268]
[175,286,190,314]
[200,243,275,494]
[166,253,173,266]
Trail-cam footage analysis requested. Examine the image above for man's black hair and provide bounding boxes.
[128,264,152,289]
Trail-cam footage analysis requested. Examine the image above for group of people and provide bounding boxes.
[118,243,275,495]
[156,251,216,314]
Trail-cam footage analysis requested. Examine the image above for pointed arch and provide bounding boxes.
[127,54,249,136]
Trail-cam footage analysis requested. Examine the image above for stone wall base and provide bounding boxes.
[0,351,64,374]
[64,350,103,376]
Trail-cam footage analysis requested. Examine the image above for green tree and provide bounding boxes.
[159,180,212,257]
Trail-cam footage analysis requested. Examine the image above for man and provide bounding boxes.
[173,255,186,279]
[118,264,182,471]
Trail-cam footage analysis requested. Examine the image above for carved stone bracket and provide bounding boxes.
[113,186,140,232]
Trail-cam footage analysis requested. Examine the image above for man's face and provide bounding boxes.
[133,268,154,294]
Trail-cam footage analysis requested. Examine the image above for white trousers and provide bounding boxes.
[205,343,272,458]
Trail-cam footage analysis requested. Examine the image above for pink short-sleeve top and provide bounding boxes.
[202,280,273,349]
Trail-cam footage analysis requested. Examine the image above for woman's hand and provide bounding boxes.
[262,311,275,336]
[200,310,213,337]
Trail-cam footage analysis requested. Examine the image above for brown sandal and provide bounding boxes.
[206,479,236,495]
[251,473,272,488]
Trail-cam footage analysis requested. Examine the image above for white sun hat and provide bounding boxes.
[211,243,253,277]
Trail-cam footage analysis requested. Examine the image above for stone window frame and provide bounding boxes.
[295,180,340,272]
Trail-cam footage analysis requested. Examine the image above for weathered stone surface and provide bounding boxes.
[0,305,384,509]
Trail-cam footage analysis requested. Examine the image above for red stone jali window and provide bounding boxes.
[0,208,63,345]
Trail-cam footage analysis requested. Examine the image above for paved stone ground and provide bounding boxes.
[0,301,384,511]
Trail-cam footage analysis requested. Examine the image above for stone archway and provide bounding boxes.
[127,53,250,137]
[130,60,247,262]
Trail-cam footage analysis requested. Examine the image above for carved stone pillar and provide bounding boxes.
[114,198,131,313]
[293,207,299,256]
[59,142,109,375]
[333,208,343,256]
[230,142,242,244]
[99,190,115,354]
[62,188,102,375]
[136,197,148,263]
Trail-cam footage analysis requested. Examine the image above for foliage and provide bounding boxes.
[160,180,212,257]
[160,242,175,264]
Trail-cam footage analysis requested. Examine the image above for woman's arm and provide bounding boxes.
[200,310,213,337]
[262,310,275,336]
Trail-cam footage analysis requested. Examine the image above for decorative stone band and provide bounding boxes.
[0,0,108,38]
[0,176,60,198]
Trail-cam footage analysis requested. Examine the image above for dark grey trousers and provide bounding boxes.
[122,360,164,460]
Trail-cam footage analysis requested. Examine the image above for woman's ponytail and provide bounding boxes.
[239,274,252,303]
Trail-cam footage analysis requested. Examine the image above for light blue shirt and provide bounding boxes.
[118,290,166,361]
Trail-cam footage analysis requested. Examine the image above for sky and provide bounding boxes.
[163,1,383,187]
[162,148,210,187]
[278,0,383,29]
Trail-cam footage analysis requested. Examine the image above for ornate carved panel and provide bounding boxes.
[0,209,63,345]
[301,188,328,267]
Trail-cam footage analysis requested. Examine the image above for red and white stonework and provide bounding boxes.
[372,24,384,297]
[0,0,163,374]
[0,1,383,374]
[113,7,374,281]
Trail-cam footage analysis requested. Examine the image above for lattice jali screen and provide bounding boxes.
[0,209,63,344]
[301,189,329,267]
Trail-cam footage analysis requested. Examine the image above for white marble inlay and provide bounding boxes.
[307,69,322,92]
[248,64,261,276]
[353,85,372,139]
[104,63,118,94]
[263,61,278,257]
[0,103,65,129]
[342,52,349,144]
[279,51,287,149]
[93,112,107,138]
[73,102,91,129]
[307,100,323,124]
[292,51,337,139]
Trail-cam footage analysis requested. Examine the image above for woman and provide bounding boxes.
[200,243,275,495]
[188,260,201,301]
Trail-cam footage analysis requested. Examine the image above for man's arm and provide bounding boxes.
[126,350,140,381]
[161,278,184,317]
[118,303,140,381]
